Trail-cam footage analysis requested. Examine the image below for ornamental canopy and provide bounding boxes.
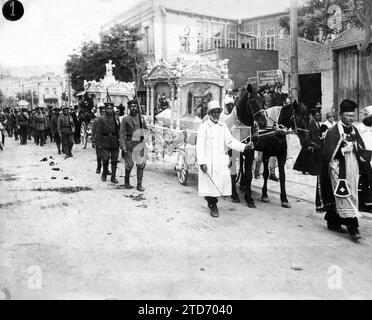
[83,60,136,107]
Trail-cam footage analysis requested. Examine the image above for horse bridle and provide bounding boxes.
[289,108,309,135]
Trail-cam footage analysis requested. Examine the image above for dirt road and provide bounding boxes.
[1,138,372,299]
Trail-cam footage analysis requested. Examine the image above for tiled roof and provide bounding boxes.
[331,28,368,50]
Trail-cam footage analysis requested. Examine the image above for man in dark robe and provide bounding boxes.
[71,105,81,144]
[320,99,370,242]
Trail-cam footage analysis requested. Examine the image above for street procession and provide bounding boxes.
[1,0,372,301]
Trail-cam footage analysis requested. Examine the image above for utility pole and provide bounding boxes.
[67,74,72,106]
[290,0,299,102]
[31,90,34,109]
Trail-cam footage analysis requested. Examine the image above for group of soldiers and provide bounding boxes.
[91,100,148,191]
[0,104,81,158]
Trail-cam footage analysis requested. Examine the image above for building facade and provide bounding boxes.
[331,28,372,120]
[278,33,334,117]
[100,0,288,63]
[0,72,65,107]
[199,47,278,89]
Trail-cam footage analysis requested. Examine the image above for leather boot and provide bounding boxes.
[101,160,109,181]
[269,169,279,182]
[96,157,101,174]
[137,167,145,192]
[231,175,240,203]
[111,162,118,183]
[124,169,133,189]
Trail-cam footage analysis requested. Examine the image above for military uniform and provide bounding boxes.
[95,108,120,183]
[57,108,75,158]
[16,109,30,144]
[33,109,47,146]
[91,105,106,174]
[50,107,61,153]
[119,100,148,191]
[11,109,19,141]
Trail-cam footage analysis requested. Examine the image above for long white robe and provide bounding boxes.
[196,118,246,197]
[356,122,372,167]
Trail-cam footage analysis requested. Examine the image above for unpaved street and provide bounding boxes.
[1,139,372,300]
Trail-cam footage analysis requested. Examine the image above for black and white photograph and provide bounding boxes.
[0,0,372,303]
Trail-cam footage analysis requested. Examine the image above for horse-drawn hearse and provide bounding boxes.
[143,54,246,184]
[143,54,310,209]
[78,61,136,148]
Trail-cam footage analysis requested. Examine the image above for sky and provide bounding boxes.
[0,0,290,72]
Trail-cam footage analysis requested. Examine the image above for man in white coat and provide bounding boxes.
[197,100,253,217]
[357,105,372,213]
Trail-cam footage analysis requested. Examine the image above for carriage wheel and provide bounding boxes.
[80,122,88,149]
[175,151,188,185]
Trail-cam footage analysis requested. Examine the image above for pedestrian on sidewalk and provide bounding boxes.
[57,105,75,159]
[306,109,324,211]
[95,102,119,183]
[320,99,370,242]
[196,100,253,218]
[320,111,336,139]
[16,107,30,145]
[119,100,148,191]
[50,106,61,154]
[356,105,372,213]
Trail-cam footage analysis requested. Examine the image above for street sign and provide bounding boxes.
[257,70,284,86]
[247,77,257,85]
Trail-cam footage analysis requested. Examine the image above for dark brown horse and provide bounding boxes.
[232,84,267,207]
[253,101,310,207]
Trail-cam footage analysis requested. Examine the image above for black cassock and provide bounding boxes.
[320,123,371,227]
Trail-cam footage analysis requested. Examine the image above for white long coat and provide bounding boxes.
[196,118,246,197]
[356,122,372,167]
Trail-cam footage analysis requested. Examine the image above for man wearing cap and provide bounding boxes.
[95,102,120,183]
[196,100,253,217]
[91,103,107,174]
[356,105,372,213]
[57,105,75,159]
[119,100,148,191]
[11,107,19,141]
[50,106,61,154]
[16,107,30,145]
[320,99,369,241]
[33,106,47,146]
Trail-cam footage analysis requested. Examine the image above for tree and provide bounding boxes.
[280,0,372,47]
[15,90,39,106]
[0,89,5,106]
[65,25,145,94]
[1,96,17,109]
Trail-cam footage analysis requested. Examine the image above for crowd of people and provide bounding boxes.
[1,85,371,242]
[196,83,372,243]
[0,104,82,155]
